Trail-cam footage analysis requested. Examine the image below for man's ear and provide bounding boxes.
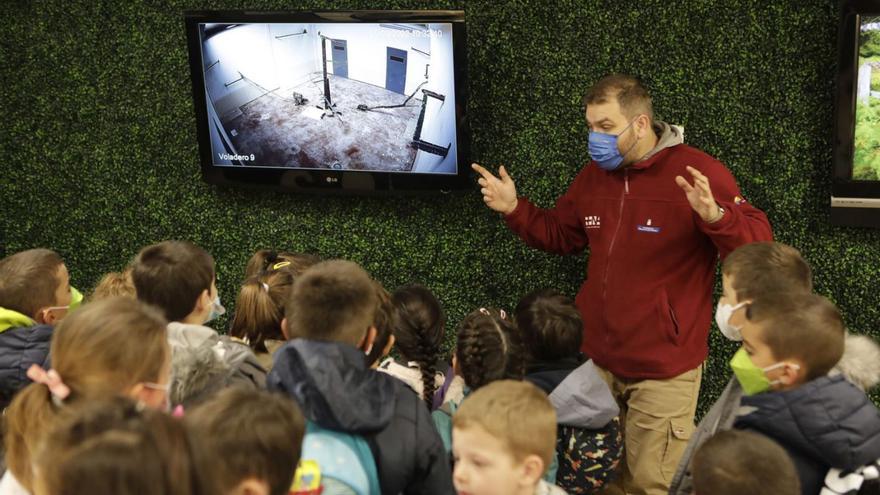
[359,326,377,354]
[518,454,545,486]
[280,317,290,340]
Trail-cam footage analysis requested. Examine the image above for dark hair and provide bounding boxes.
[515,289,582,362]
[722,242,813,302]
[390,284,445,405]
[582,73,653,120]
[35,396,217,495]
[131,241,215,322]
[0,248,64,319]
[746,292,845,380]
[186,388,306,495]
[229,269,294,353]
[244,249,320,279]
[5,297,169,491]
[366,282,394,366]
[455,308,525,390]
[692,430,800,495]
[284,260,377,345]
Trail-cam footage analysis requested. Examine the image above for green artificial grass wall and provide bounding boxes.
[2,0,878,416]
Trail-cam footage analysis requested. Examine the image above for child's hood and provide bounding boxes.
[831,332,880,391]
[549,359,619,429]
[737,374,880,470]
[268,339,396,434]
[0,307,35,333]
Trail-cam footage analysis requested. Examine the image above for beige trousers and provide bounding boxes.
[595,364,703,495]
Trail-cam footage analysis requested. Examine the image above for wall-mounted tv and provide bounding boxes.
[184,10,470,193]
[832,0,880,227]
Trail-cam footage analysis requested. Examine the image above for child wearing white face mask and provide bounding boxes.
[713,241,812,341]
[132,241,266,408]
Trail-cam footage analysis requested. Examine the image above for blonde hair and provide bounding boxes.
[453,380,556,469]
[3,297,169,491]
[90,268,136,302]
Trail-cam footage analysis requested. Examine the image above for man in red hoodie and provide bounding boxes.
[473,74,772,495]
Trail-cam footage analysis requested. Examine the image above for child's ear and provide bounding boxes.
[280,317,290,340]
[382,334,396,357]
[229,478,270,495]
[35,307,62,325]
[518,454,545,486]
[452,354,459,376]
[360,326,377,354]
[780,358,807,386]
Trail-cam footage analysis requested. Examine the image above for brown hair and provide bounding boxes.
[229,269,295,353]
[582,73,654,120]
[89,268,136,302]
[284,260,378,345]
[692,430,800,495]
[366,282,394,366]
[455,308,525,390]
[515,289,582,362]
[34,396,217,495]
[244,249,320,279]
[722,242,812,302]
[746,292,845,380]
[453,380,556,469]
[388,284,445,405]
[131,241,215,322]
[4,297,169,491]
[0,248,64,319]
[186,388,306,495]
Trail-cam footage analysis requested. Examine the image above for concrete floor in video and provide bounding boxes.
[222,74,421,171]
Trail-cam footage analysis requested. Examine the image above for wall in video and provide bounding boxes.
[198,22,458,174]
[855,16,880,180]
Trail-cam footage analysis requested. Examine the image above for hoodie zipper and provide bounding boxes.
[602,171,629,344]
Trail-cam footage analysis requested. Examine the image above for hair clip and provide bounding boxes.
[27,364,70,405]
[479,307,490,316]
[272,261,292,270]
[499,309,507,319]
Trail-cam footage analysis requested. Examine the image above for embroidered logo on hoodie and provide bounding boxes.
[584,215,601,229]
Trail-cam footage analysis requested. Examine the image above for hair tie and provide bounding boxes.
[27,364,70,404]
[479,307,490,316]
[499,309,507,320]
[261,282,270,292]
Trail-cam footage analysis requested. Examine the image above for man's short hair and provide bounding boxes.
[0,248,64,318]
[692,430,800,495]
[747,292,845,380]
[131,241,215,322]
[722,242,812,302]
[284,260,378,345]
[186,388,305,495]
[515,289,582,362]
[453,380,556,469]
[582,73,654,120]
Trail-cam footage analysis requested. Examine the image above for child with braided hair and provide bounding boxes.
[431,307,526,454]
[377,284,449,407]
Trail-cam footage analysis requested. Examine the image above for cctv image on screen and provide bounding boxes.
[855,16,880,180]
[198,22,458,174]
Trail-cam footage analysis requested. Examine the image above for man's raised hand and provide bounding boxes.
[472,163,518,215]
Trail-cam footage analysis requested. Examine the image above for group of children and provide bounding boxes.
[0,240,877,495]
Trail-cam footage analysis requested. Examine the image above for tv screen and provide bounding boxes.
[832,0,880,228]
[184,11,470,193]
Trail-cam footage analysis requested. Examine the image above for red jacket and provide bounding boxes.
[505,143,773,379]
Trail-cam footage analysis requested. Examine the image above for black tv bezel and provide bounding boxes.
[831,0,880,227]
[183,10,471,194]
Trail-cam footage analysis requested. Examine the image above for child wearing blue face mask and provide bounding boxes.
[132,241,266,408]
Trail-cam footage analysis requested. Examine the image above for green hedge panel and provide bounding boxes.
[2,0,878,417]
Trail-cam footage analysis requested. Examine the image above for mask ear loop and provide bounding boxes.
[763,362,801,387]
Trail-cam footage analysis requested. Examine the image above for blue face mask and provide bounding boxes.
[588,119,639,171]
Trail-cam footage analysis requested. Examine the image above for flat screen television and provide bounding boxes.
[183,10,470,193]
[832,0,880,227]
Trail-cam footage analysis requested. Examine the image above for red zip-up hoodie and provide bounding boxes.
[505,133,773,379]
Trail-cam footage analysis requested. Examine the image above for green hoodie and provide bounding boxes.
[0,307,35,333]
